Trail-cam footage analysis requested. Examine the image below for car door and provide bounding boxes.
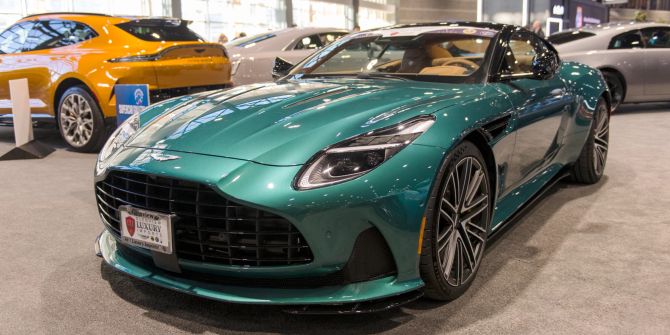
[640,26,670,98]
[16,19,72,114]
[0,21,35,113]
[606,29,646,101]
[500,31,573,189]
[15,19,97,115]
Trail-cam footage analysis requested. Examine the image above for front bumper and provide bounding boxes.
[97,229,422,305]
[95,143,446,305]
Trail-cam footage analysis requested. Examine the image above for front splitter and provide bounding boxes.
[96,229,424,307]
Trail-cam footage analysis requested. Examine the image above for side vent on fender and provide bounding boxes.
[482,115,511,140]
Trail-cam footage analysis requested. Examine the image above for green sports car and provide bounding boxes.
[94,22,610,313]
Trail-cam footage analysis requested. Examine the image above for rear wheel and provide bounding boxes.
[420,141,490,301]
[571,98,609,184]
[602,71,624,111]
[57,86,106,152]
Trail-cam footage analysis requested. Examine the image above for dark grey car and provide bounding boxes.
[549,22,670,110]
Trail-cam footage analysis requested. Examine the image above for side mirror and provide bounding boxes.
[272,57,294,80]
[531,51,559,80]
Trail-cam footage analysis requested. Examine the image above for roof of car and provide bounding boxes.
[19,12,183,24]
[387,21,509,31]
[563,21,670,34]
[583,21,665,30]
[22,12,112,19]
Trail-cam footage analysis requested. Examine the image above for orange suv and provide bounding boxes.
[0,13,232,151]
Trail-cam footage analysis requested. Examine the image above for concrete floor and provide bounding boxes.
[0,104,669,334]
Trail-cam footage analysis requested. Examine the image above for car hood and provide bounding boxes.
[128,78,480,166]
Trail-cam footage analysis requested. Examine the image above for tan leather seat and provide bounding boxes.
[426,43,453,59]
[431,57,477,67]
[514,55,534,72]
[419,66,469,76]
[431,58,452,66]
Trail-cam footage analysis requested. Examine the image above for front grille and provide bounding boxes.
[95,171,313,267]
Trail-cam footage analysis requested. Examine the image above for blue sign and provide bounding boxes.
[115,84,150,126]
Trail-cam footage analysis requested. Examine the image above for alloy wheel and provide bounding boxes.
[593,104,609,176]
[436,156,489,287]
[605,77,622,111]
[60,93,94,147]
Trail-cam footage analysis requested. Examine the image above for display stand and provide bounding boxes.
[0,78,54,161]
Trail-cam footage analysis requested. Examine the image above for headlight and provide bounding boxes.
[294,115,435,190]
[96,113,140,174]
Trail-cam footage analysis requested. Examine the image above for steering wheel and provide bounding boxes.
[438,58,479,70]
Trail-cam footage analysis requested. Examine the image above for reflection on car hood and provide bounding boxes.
[127,78,480,166]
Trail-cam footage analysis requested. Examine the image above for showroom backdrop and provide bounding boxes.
[0,0,653,43]
[0,0,398,42]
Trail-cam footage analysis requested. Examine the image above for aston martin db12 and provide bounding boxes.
[94,22,610,313]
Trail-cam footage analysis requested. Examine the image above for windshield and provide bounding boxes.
[116,20,203,42]
[547,31,596,45]
[227,32,276,48]
[289,28,496,83]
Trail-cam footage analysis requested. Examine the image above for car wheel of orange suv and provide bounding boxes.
[57,86,107,152]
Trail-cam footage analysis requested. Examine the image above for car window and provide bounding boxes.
[641,27,670,48]
[227,32,276,47]
[0,22,34,54]
[318,32,346,47]
[294,34,323,50]
[609,30,642,49]
[116,19,203,42]
[547,30,596,45]
[23,20,97,51]
[502,31,548,75]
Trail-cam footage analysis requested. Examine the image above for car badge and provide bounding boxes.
[125,216,136,236]
[150,151,180,162]
[134,88,144,105]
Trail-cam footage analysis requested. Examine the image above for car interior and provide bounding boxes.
[372,37,491,76]
[304,34,492,78]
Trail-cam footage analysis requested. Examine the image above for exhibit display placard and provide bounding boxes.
[115,84,150,126]
[9,78,32,147]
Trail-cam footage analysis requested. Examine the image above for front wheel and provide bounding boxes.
[571,98,609,184]
[57,86,107,152]
[420,141,491,301]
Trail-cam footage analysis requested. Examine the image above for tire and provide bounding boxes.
[57,86,107,152]
[420,141,491,301]
[570,98,609,184]
[602,71,624,112]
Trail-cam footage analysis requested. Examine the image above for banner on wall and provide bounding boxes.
[115,84,150,126]
[569,0,608,28]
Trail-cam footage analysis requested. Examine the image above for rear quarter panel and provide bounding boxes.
[556,61,608,164]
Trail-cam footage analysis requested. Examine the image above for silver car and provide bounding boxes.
[226,27,349,85]
[548,22,670,110]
